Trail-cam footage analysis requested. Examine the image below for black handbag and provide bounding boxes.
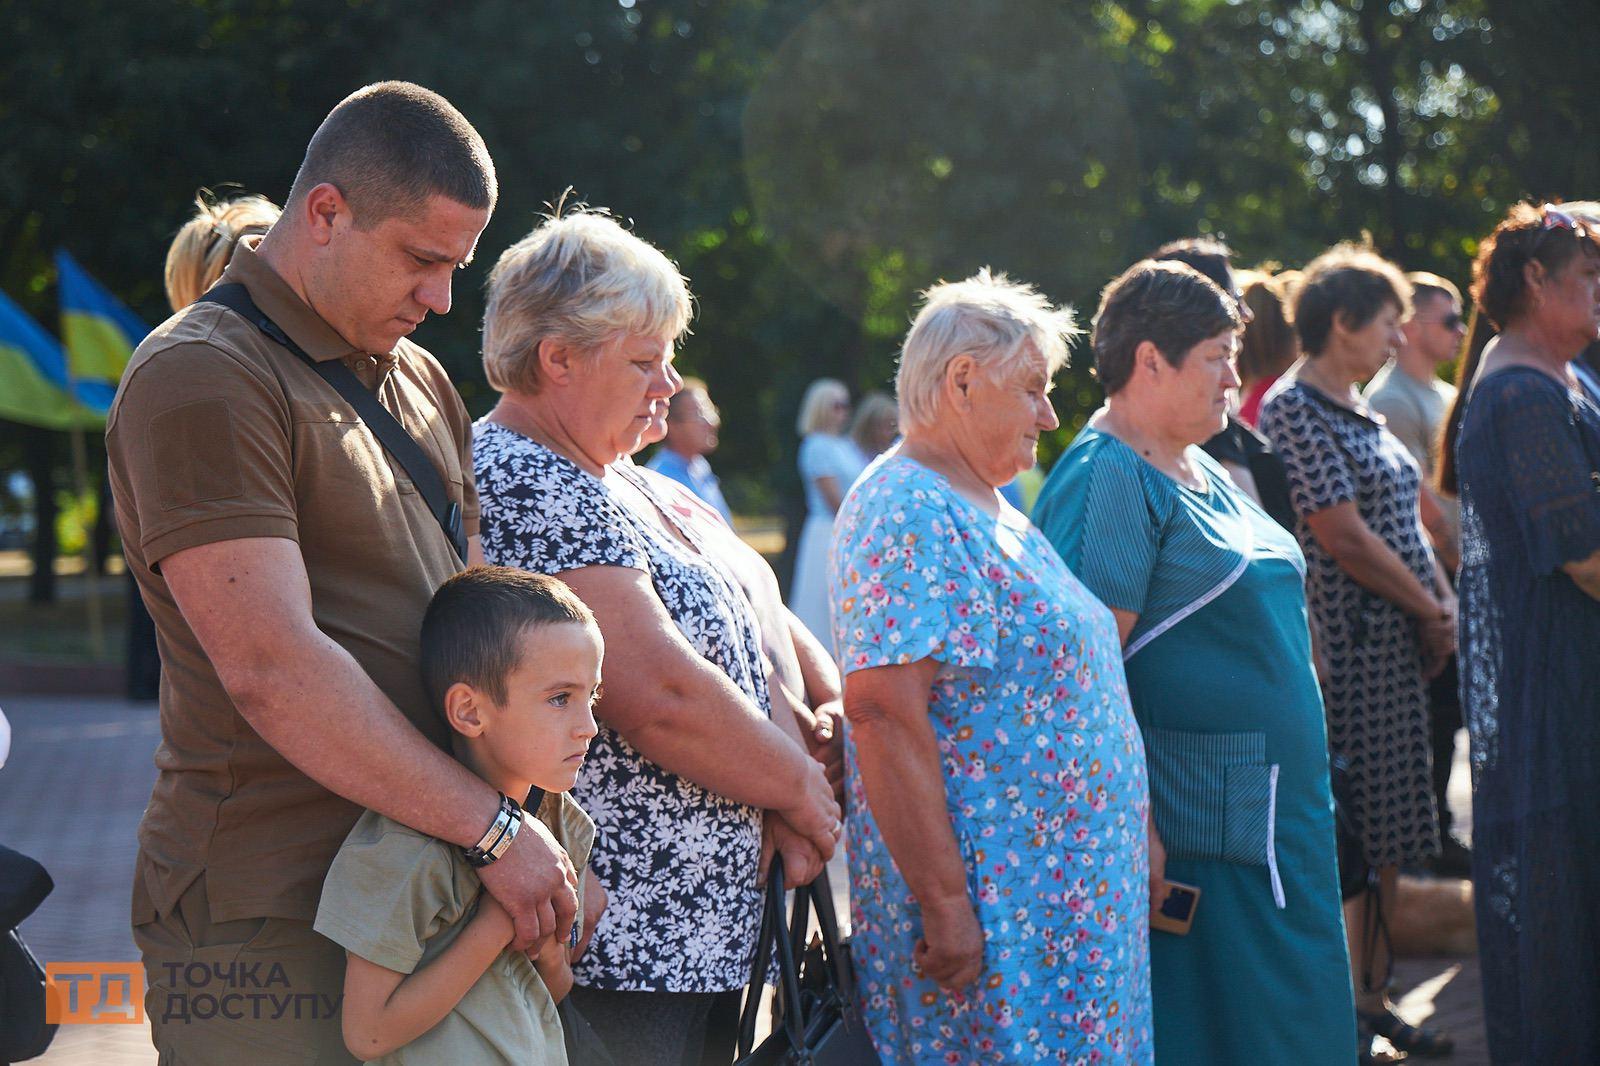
[0,845,56,1062]
[734,856,880,1066]
[557,996,617,1066]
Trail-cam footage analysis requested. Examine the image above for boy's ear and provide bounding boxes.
[444,682,488,737]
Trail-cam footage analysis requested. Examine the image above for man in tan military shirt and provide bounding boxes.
[107,82,578,1062]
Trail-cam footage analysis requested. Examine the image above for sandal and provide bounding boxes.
[1359,1027,1409,1066]
[1359,1007,1454,1058]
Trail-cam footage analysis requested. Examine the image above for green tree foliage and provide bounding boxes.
[0,0,1594,512]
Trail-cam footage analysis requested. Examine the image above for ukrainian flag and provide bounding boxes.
[0,289,103,429]
[56,249,148,393]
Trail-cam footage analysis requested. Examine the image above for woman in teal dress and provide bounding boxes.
[1035,260,1355,1064]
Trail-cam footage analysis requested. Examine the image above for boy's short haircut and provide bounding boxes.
[421,567,595,709]
[287,80,496,227]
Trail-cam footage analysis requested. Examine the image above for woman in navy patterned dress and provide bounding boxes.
[472,206,841,1065]
[1259,244,1456,1059]
[1440,203,1600,1064]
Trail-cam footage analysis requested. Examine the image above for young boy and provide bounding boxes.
[315,567,605,1064]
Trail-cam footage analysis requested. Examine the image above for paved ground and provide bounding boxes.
[3,696,158,1064]
[0,695,1489,1064]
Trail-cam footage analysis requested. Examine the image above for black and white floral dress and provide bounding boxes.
[473,421,768,992]
[1259,381,1440,868]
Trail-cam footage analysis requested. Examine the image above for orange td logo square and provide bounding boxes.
[45,962,145,1024]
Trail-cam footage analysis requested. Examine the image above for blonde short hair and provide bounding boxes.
[164,193,281,311]
[482,205,693,394]
[796,378,849,436]
[895,269,1079,432]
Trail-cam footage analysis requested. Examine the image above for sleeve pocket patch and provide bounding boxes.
[152,399,244,510]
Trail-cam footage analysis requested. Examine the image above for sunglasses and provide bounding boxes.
[1414,311,1465,331]
[1534,203,1595,252]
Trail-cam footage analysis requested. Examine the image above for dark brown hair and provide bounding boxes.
[1150,237,1237,292]
[1435,307,1496,497]
[421,566,594,709]
[287,81,496,226]
[1091,260,1241,395]
[1294,243,1412,357]
[1469,202,1599,331]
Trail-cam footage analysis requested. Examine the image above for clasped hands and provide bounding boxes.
[1419,593,1458,680]
[760,752,842,889]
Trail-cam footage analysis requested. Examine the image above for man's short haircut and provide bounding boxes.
[896,268,1079,433]
[667,377,712,421]
[1294,243,1412,356]
[1406,271,1461,310]
[482,203,693,395]
[1150,237,1237,292]
[420,566,595,710]
[1091,260,1241,395]
[286,81,496,227]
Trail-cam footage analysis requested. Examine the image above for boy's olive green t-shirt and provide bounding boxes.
[314,792,594,1066]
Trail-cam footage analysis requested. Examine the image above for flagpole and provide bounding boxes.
[67,423,105,660]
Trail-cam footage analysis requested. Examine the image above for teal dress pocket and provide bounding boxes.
[1144,728,1284,905]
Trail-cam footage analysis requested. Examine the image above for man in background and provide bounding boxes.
[1366,271,1471,877]
[647,376,734,524]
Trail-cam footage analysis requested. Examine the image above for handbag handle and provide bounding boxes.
[787,865,856,1003]
[737,856,865,1060]
[736,855,811,1058]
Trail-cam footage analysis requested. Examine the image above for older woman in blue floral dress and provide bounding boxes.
[830,270,1153,1065]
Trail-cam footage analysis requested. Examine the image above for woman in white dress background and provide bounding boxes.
[789,378,864,646]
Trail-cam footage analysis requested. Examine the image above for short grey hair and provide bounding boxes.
[482,204,693,394]
[895,269,1079,432]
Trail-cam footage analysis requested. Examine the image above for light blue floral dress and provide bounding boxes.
[830,455,1153,1065]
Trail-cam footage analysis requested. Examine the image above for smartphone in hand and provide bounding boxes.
[1151,879,1201,936]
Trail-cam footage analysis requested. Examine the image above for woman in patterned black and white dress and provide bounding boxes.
[1259,244,1456,1059]
[471,206,842,1066]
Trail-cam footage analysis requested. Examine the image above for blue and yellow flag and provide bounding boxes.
[0,288,103,429]
[55,249,148,393]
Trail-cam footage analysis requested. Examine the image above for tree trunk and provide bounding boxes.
[1355,1,1409,255]
[92,454,112,575]
[23,427,57,604]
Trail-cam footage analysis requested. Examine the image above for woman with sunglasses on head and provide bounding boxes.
[1437,202,1600,1065]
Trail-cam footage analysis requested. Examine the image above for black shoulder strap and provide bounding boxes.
[200,283,467,564]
